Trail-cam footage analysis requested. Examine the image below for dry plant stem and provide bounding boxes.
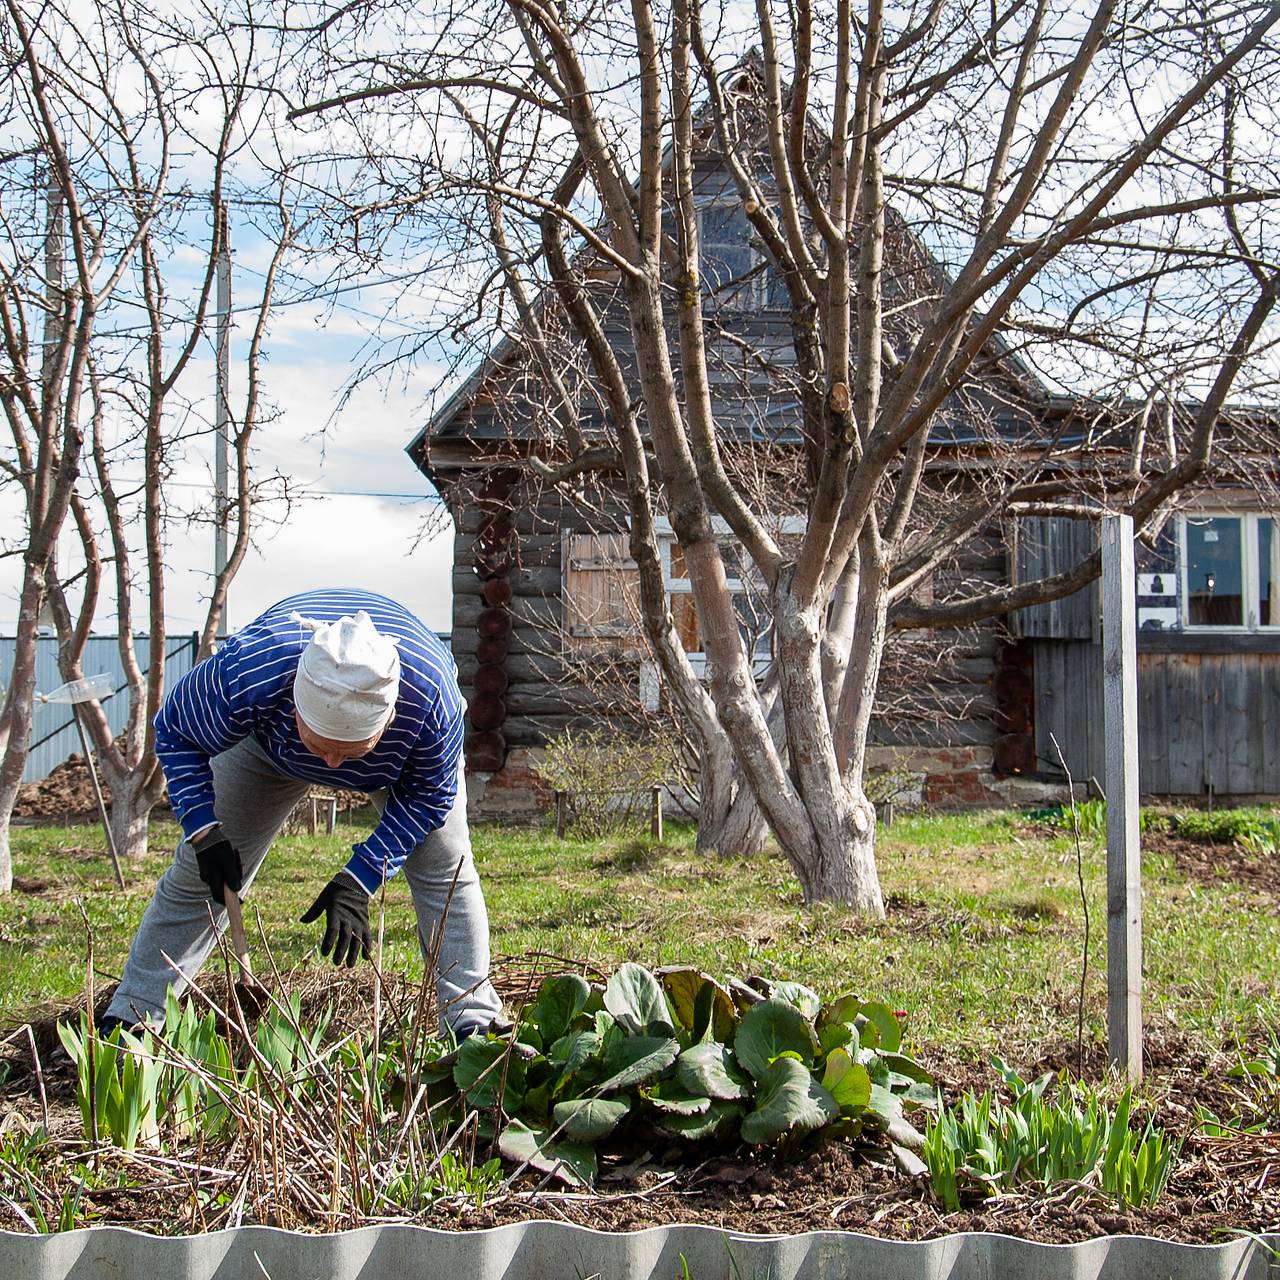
[75,899,101,1159]
[21,1024,48,1132]
[1051,731,1090,1079]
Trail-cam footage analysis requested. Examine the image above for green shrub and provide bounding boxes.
[1170,809,1270,844]
[922,1060,1177,1212]
[473,965,935,1187]
[1027,801,1163,839]
[536,727,677,837]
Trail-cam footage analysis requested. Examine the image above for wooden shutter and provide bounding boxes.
[562,532,642,653]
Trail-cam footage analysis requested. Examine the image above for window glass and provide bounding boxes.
[733,589,774,660]
[1186,515,1243,626]
[1259,517,1279,627]
[671,591,700,651]
[700,204,757,310]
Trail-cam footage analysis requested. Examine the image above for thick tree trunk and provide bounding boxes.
[109,795,153,864]
[100,758,162,862]
[792,788,883,909]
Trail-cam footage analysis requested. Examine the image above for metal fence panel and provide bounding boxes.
[1,1224,1276,1280]
[0,634,199,782]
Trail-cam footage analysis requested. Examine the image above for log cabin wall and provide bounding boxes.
[440,462,1061,816]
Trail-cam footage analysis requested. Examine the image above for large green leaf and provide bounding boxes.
[880,1051,933,1084]
[454,1038,527,1110]
[659,967,737,1042]
[596,1036,680,1093]
[818,992,862,1028]
[739,1057,838,1145]
[734,999,818,1080]
[530,974,592,1043]
[657,967,707,1032]
[857,1002,903,1053]
[655,1099,744,1141]
[771,981,822,1020]
[818,1020,859,1057]
[820,1047,873,1114]
[604,963,675,1035]
[549,1030,604,1085]
[866,1082,904,1125]
[642,1082,711,1116]
[498,1119,596,1187]
[676,1041,751,1101]
[552,1096,631,1141]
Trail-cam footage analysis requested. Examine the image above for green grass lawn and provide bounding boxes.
[2,807,1277,1064]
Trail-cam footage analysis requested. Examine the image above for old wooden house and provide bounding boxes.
[408,76,1279,817]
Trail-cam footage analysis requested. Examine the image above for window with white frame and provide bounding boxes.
[698,203,787,313]
[1180,512,1279,629]
[656,517,806,673]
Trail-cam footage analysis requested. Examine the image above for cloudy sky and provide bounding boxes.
[0,264,461,640]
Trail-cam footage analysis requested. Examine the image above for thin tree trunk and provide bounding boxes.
[0,567,48,893]
[694,742,768,857]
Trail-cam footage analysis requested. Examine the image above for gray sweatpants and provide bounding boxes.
[107,736,503,1036]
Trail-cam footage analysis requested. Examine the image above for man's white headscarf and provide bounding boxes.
[291,610,400,742]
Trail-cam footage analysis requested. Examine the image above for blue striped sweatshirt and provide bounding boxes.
[153,589,464,895]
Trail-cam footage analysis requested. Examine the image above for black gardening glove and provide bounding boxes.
[191,826,243,906]
[300,872,372,968]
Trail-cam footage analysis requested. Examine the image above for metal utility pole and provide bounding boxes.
[1102,513,1143,1083]
[214,201,231,639]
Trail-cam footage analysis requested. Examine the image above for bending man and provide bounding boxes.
[103,588,503,1038]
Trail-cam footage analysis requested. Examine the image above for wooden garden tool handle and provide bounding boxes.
[223,885,253,980]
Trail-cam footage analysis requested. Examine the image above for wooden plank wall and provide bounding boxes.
[449,480,1006,760]
[1034,641,1280,794]
[1011,517,1098,640]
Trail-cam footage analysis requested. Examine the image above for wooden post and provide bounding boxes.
[1102,513,1143,1083]
[650,785,663,841]
[555,790,567,839]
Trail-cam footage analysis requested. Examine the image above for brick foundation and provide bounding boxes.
[465,747,551,821]
[467,743,1066,822]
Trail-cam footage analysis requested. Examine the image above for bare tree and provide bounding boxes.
[0,0,180,891]
[286,0,1280,910]
[0,0,300,883]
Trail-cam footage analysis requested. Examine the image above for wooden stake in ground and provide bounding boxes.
[1102,513,1142,1083]
[223,885,254,984]
[36,675,125,889]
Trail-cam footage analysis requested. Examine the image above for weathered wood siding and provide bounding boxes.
[447,472,1005,761]
[1011,517,1099,640]
[1034,639,1280,794]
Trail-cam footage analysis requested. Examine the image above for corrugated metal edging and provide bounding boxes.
[2,1224,1276,1280]
[0,635,199,783]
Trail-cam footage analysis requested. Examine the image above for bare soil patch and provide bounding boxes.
[1144,833,1280,899]
[13,756,108,824]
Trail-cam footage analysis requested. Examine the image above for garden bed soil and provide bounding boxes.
[3,974,1276,1244]
[1143,832,1280,899]
[13,756,110,823]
